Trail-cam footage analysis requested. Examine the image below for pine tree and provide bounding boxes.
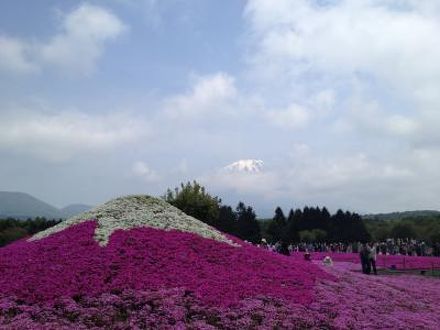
[218,205,237,234]
[267,207,286,243]
[236,202,261,243]
[285,208,300,243]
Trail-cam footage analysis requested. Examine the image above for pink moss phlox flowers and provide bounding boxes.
[3,222,440,329]
[311,262,440,329]
[292,251,440,270]
[0,221,328,307]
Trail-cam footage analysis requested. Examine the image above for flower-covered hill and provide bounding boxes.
[0,195,331,329]
[1,195,440,329]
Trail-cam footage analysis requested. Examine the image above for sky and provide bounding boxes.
[1,0,440,217]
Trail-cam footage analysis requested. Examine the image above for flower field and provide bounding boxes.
[313,262,440,329]
[0,221,332,329]
[292,251,440,270]
[1,196,440,329]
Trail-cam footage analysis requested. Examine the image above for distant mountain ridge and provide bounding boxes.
[0,191,92,219]
[362,210,440,221]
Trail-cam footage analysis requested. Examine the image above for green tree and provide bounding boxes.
[0,227,28,247]
[299,229,327,242]
[267,207,286,243]
[164,181,221,227]
[284,209,299,243]
[236,202,261,243]
[429,229,440,244]
[390,223,416,239]
[217,205,237,234]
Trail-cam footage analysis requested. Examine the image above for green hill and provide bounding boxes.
[363,210,440,221]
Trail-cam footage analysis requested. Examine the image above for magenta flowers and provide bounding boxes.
[1,222,440,329]
[0,221,330,328]
[291,251,440,270]
[313,262,440,329]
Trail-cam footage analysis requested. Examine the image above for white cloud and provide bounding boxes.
[385,115,419,136]
[267,103,310,129]
[280,150,428,212]
[0,110,148,161]
[165,72,237,119]
[289,153,414,192]
[343,97,420,138]
[313,90,336,115]
[245,1,440,84]
[0,36,37,74]
[176,159,189,174]
[132,161,160,182]
[0,3,126,75]
[244,0,440,146]
[40,3,127,74]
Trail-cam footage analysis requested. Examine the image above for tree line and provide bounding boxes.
[164,182,261,243]
[365,216,440,244]
[0,217,62,247]
[262,206,371,244]
[164,181,371,244]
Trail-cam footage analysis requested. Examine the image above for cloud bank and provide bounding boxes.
[0,3,126,75]
[0,110,147,161]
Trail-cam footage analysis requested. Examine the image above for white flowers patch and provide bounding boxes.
[30,195,236,246]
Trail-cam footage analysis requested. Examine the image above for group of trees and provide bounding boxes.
[164,181,371,244]
[164,182,261,243]
[0,217,61,247]
[263,206,371,243]
[365,216,440,243]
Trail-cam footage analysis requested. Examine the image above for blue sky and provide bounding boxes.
[1,0,440,217]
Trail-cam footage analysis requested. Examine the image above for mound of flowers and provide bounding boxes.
[0,195,332,329]
[30,195,233,246]
[1,222,327,307]
[2,196,440,329]
[0,222,332,329]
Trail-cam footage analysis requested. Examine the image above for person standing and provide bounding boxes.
[369,243,377,275]
[360,244,371,274]
[278,241,290,256]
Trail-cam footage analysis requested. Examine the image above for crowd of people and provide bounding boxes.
[259,239,440,257]
[258,239,440,275]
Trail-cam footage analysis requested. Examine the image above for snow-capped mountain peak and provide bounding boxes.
[223,159,264,173]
